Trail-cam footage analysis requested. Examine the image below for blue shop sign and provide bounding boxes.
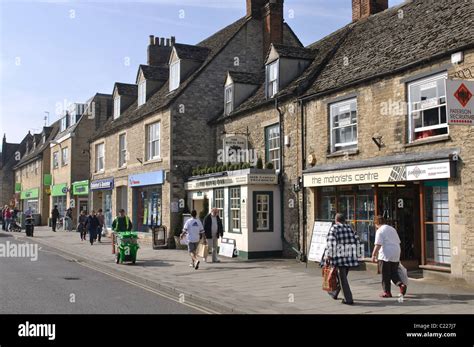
[91,178,114,191]
[129,171,164,187]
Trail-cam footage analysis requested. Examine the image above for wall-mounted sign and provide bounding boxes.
[447,79,474,125]
[20,188,39,200]
[129,170,164,188]
[91,178,114,191]
[185,174,278,190]
[304,161,452,188]
[51,183,68,197]
[72,180,89,196]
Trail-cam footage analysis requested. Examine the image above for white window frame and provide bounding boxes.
[60,117,67,132]
[146,122,161,161]
[53,151,59,169]
[213,188,225,219]
[138,80,146,107]
[224,85,234,115]
[265,124,280,171]
[113,96,121,120]
[408,73,448,143]
[118,133,127,168]
[169,60,180,92]
[95,143,105,173]
[61,147,68,166]
[266,60,279,98]
[229,187,241,232]
[329,98,358,153]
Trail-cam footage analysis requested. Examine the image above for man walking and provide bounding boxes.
[85,210,100,246]
[181,210,205,270]
[325,213,360,305]
[97,209,105,242]
[51,205,60,232]
[203,208,223,263]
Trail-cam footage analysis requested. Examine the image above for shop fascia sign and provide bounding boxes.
[447,79,474,125]
[129,170,164,188]
[186,173,278,190]
[91,178,114,191]
[303,161,452,188]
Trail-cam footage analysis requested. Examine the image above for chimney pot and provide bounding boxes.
[154,37,159,46]
[352,0,388,22]
[149,35,155,45]
[166,38,170,46]
[171,36,176,46]
[160,37,165,46]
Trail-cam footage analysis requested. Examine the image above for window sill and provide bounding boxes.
[405,134,451,148]
[117,166,127,171]
[95,170,105,174]
[144,158,163,165]
[326,149,359,158]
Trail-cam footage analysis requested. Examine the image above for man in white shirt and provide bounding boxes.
[372,216,407,297]
[181,210,205,270]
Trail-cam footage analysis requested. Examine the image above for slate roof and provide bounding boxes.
[214,0,474,123]
[91,16,249,141]
[114,83,138,97]
[173,43,210,62]
[269,43,315,61]
[13,121,60,169]
[139,65,169,81]
[228,71,263,85]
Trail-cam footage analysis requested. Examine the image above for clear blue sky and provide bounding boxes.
[0,0,404,146]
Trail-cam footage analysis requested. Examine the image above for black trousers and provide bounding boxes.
[328,266,353,303]
[52,218,57,231]
[380,260,402,293]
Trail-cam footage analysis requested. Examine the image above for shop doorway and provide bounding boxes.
[77,199,88,220]
[377,183,421,268]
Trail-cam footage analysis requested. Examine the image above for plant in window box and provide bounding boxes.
[256,157,263,169]
[265,162,274,170]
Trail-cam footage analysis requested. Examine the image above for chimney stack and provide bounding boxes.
[147,35,175,66]
[352,0,388,22]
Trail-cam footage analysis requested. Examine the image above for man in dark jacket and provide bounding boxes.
[203,208,224,263]
[112,209,132,232]
[85,210,100,245]
[51,205,60,232]
[325,213,360,306]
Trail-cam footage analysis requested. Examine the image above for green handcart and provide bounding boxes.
[114,231,140,264]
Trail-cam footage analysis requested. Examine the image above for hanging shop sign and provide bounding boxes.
[91,178,114,191]
[72,180,89,196]
[303,161,452,188]
[129,170,164,188]
[447,79,474,125]
[222,136,248,163]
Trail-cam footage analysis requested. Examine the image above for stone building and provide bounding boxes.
[88,0,302,243]
[0,135,27,208]
[13,122,60,225]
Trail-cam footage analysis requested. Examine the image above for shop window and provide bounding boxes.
[329,98,358,153]
[229,187,241,233]
[213,188,225,219]
[265,124,280,171]
[119,134,127,168]
[53,151,59,169]
[424,182,450,266]
[408,73,448,142]
[95,143,105,172]
[146,122,160,161]
[253,192,273,232]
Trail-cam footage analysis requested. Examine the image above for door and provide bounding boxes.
[77,199,88,220]
[377,184,420,267]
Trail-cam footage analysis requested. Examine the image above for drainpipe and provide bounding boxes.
[274,99,286,252]
[299,99,307,263]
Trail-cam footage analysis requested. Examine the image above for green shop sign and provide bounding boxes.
[43,174,52,186]
[51,183,68,197]
[72,181,89,196]
[15,183,22,193]
[20,188,39,200]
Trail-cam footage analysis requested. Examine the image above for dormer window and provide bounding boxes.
[266,60,279,98]
[60,116,68,132]
[170,60,180,92]
[138,80,146,107]
[114,96,121,119]
[42,134,46,144]
[225,85,234,115]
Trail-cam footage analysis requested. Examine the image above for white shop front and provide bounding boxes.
[185,169,281,259]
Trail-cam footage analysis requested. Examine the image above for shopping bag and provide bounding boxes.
[397,263,409,285]
[196,241,209,259]
[322,265,338,292]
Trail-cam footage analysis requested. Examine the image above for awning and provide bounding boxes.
[72,180,89,196]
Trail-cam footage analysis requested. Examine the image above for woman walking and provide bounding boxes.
[78,210,88,241]
[372,216,408,297]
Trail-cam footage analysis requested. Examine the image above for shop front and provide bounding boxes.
[129,170,164,233]
[91,178,114,229]
[20,188,40,215]
[303,149,457,271]
[185,169,281,259]
[72,180,89,219]
[51,183,68,218]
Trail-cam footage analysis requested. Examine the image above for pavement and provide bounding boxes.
[3,227,474,314]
